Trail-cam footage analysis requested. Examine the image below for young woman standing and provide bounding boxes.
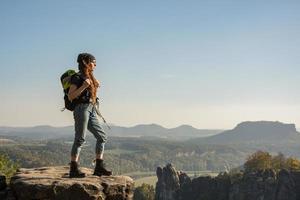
[68,53,112,178]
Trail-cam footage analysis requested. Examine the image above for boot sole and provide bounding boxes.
[69,174,86,178]
[93,172,112,176]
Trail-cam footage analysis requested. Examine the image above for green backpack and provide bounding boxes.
[60,69,77,111]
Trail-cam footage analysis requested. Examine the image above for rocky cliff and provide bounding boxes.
[0,166,134,200]
[155,164,300,200]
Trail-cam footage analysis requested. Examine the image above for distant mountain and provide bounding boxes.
[0,124,222,141]
[190,121,300,144]
[0,125,74,140]
[109,124,221,139]
[109,124,167,138]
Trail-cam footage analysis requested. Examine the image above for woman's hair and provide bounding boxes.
[77,53,99,104]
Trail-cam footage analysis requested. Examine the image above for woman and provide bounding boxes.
[68,53,112,178]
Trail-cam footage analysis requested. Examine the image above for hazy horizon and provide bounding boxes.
[1,1,300,129]
[2,121,300,132]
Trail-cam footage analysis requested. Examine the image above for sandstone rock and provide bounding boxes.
[179,173,230,200]
[155,163,180,200]
[10,166,134,200]
[0,174,8,200]
[155,164,300,200]
[276,169,296,200]
[229,169,297,200]
[178,171,191,187]
[1,188,16,200]
[0,174,6,190]
[0,189,8,200]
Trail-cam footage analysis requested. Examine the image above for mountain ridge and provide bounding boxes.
[0,123,222,140]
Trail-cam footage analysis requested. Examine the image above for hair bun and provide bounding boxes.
[77,53,95,63]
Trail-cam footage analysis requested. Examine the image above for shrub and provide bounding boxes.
[0,153,19,183]
[244,151,300,172]
[244,151,272,172]
[286,157,300,171]
[133,183,155,200]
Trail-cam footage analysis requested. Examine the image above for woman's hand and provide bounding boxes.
[68,79,91,101]
[96,80,101,88]
[82,79,91,88]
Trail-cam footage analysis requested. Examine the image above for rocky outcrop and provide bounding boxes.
[155,163,181,200]
[0,166,134,200]
[0,174,7,199]
[0,174,6,190]
[229,169,296,200]
[155,164,300,200]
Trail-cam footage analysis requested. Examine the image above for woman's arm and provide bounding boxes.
[68,79,91,101]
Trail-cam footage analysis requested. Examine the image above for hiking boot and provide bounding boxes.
[69,161,86,178]
[93,159,112,176]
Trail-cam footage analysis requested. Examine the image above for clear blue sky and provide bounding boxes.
[1,0,300,129]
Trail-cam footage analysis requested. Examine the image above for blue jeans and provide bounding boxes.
[71,103,107,157]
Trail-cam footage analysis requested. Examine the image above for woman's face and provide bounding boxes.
[88,59,96,71]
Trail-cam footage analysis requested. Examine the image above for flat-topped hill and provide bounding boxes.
[192,121,300,144]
